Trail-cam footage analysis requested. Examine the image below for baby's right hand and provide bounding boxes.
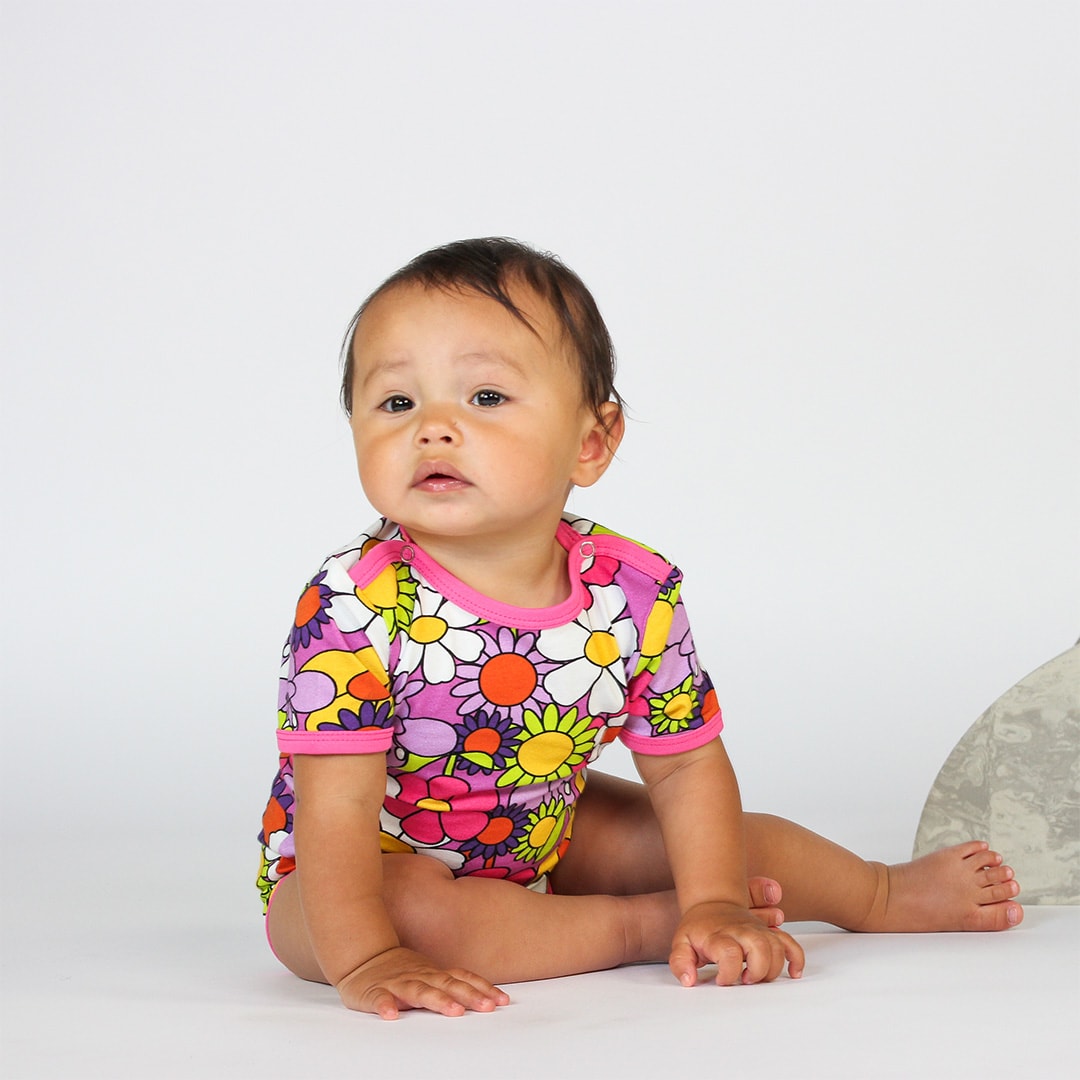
[335,945,510,1020]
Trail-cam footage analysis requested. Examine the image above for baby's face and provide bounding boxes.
[348,282,611,553]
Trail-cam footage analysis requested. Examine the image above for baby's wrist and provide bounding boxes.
[333,943,405,991]
[324,930,403,988]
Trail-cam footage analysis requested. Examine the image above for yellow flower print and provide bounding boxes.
[635,596,675,676]
[512,796,570,866]
[303,645,389,691]
[647,674,702,736]
[356,562,417,639]
[379,832,417,855]
[356,563,397,616]
[497,705,598,788]
[295,646,392,732]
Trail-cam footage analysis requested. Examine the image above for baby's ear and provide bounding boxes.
[572,403,624,488]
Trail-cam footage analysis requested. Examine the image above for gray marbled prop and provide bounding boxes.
[914,644,1080,904]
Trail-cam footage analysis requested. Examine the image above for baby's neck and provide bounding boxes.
[406,529,571,609]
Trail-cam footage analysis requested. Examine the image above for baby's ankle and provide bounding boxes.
[849,861,891,933]
[616,895,644,965]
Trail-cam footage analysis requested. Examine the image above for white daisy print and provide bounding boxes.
[537,586,637,714]
[398,584,485,684]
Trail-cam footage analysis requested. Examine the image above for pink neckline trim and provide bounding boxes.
[398,521,592,630]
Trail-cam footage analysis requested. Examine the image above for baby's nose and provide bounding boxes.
[416,407,460,444]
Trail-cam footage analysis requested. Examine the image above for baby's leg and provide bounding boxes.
[266,856,676,986]
[554,771,1022,933]
[743,814,1023,932]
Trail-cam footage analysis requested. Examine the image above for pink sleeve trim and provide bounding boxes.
[619,711,724,756]
[276,730,394,755]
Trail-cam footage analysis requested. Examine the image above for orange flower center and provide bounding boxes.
[479,653,537,706]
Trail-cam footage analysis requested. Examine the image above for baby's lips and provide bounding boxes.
[412,459,468,485]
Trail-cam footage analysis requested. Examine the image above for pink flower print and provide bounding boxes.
[385,774,498,846]
[581,553,619,589]
[465,863,541,887]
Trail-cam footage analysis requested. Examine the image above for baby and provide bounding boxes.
[257,237,1022,1019]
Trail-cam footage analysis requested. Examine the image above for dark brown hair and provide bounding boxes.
[340,237,624,427]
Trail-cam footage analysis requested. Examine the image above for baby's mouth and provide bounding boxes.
[412,460,470,489]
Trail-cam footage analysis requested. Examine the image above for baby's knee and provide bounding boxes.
[381,854,462,952]
[742,811,783,850]
[382,851,456,893]
[265,872,327,984]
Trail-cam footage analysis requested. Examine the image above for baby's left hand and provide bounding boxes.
[669,901,805,987]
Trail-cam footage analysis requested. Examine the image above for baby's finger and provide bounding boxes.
[668,940,706,987]
[442,967,511,1010]
[391,977,469,1017]
[773,928,805,980]
[370,987,402,1021]
[704,934,750,987]
[738,931,786,985]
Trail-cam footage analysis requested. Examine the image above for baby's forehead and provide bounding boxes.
[356,280,574,363]
[367,278,554,328]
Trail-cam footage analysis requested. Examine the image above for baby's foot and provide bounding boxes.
[859,841,1023,933]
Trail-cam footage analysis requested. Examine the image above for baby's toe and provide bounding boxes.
[965,899,1023,931]
[981,878,1021,905]
[979,864,1014,887]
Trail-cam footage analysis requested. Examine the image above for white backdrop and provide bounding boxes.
[3,1,1076,894]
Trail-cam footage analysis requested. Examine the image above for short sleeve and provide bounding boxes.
[276,557,396,756]
[619,578,723,755]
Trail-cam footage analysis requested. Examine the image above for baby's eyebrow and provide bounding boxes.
[455,350,527,378]
[359,350,527,387]
[358,356,410,389]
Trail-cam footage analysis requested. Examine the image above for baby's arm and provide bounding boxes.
[291,753,508,1018]
[634,738,805,986]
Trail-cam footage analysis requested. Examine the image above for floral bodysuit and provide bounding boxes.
[257,516,723,910]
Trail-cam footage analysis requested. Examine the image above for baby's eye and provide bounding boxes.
[379,395,414,413]
[471,389,506,408]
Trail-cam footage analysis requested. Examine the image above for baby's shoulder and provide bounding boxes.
[563,515,681,592]
[314,518,403,586]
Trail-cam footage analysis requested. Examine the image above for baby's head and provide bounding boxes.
[340,237,623,431]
